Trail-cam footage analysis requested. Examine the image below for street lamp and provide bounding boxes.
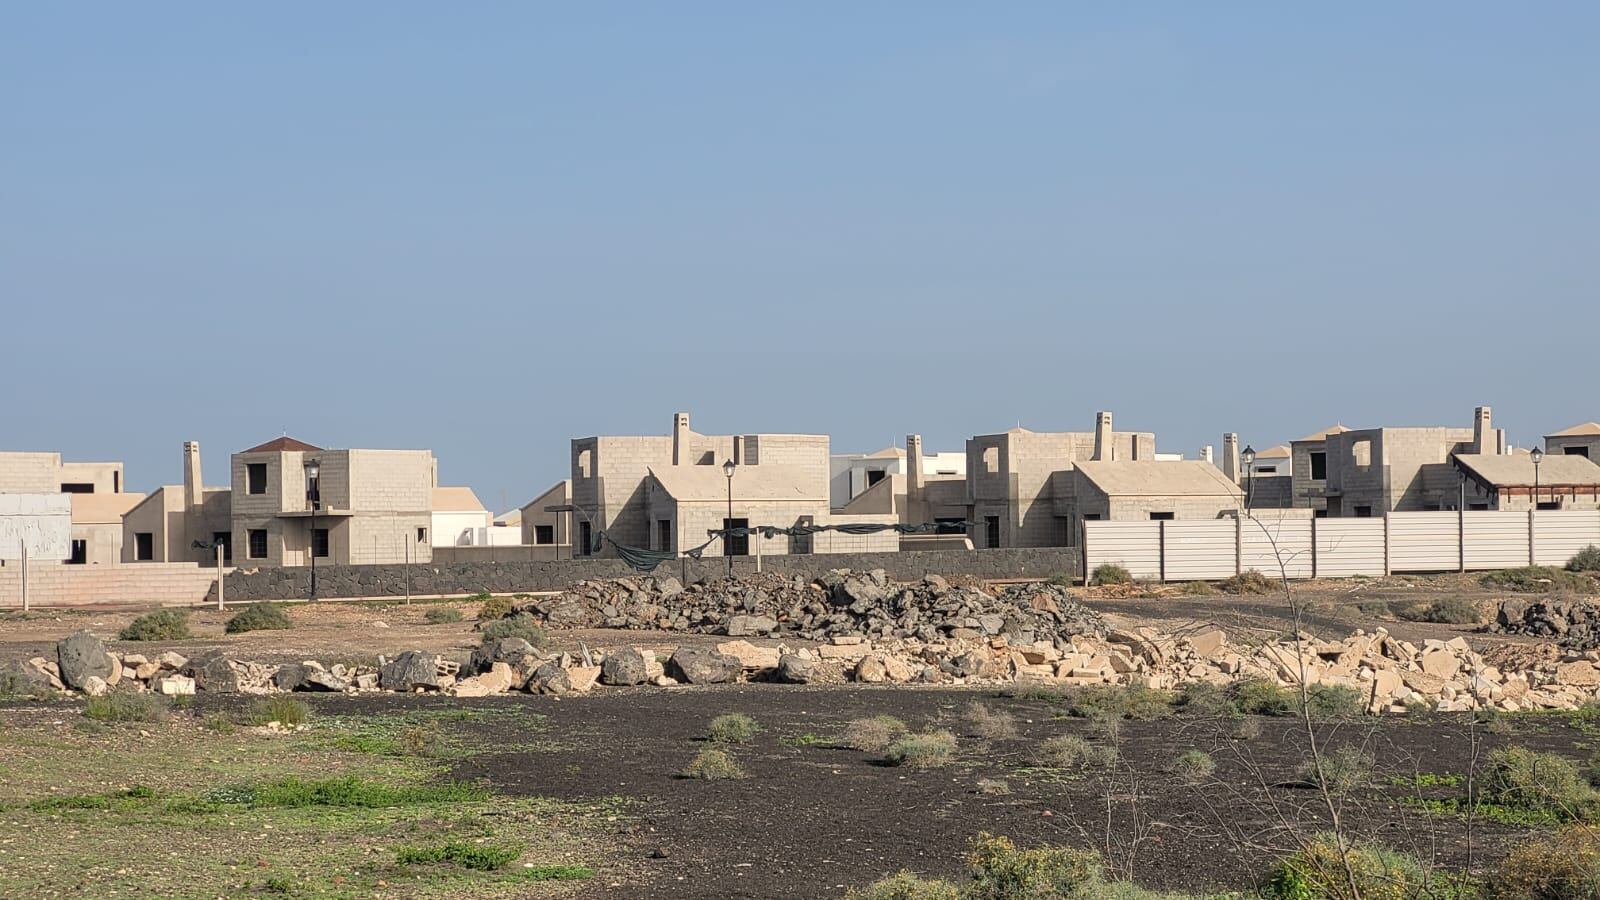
[1241,445,1256,511]
[1531,447,1544,511]
[723,459,737,578]
[304,457,320,602]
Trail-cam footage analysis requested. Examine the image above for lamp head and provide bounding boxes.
[723,459,736,478]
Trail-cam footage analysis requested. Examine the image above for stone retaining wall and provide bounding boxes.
[221,548,1082,602]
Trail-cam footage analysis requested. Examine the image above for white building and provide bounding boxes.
[829,446,966,509]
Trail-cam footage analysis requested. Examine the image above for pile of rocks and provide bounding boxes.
[518,569,1105,646]
[1489,597,1600,649]
[11,630,280,698]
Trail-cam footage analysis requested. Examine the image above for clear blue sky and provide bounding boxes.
[4,4,1596,511]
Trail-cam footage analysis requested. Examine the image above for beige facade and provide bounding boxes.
[0,452,124,495]
[1322,407,1505,517]
[1455,453,1600,512]
[69,492,145,566]
[965,412,1158,548]
[1070,460,1244,524]
[1545,423,1600,462]
[519,480,573,551]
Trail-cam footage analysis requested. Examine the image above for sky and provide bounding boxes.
[3,3,1597,511]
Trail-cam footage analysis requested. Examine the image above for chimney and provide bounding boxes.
[183,441,203,512]
[1092,411,1114,462]
[1200,445,1214,464]
[1222,433,1240,484]
[906,434,926,497]
[671,412,691,466]
[1472,406,1491,455]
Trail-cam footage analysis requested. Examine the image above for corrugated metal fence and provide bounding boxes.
[1085,510,1600,581]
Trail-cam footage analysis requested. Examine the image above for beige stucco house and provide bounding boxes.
[1454,452,1600,511]
[0,451,125,495]
[1545,423,1600,461]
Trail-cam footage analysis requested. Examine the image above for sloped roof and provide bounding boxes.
[864,446,906,459]
[1548,422,1600,438]
[69,492,146,525]
[1455,453,1600,488]
[242,436,323,453]
[1294,424,1350,443]
[1255,445,1291,460]
[1075,460,1243,498]
[431,486,486,512]
[649,465,824,502]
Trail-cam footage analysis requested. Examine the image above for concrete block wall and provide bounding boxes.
[0,452,62,493]
[0,560,222,608]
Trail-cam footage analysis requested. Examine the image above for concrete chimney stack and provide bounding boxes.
[906,434,926,497]
[1222,433,1241,484]
[1200,445,1214,465]
[183,441,203,512]
[1472,406,1492,455]
[1092,411,1114,462]
[671,412,691,466]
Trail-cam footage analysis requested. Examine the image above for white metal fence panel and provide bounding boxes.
[1084,521,1162,580]
[1240,516,1313,579]
[1388,512,1459,573]
[1163,521,1239,580]
[1314,520,1386,577]
[0,494,71,560]
[1533,511,1600,568]
[1462,512,1530,570]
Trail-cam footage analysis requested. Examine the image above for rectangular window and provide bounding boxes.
[866,469,886,487]
[416,527,427,543]
[1538,501,1562,511]
[1082,513,1102,521]
[1354,505,1373,518]
[213,532,233,562]
[247,463,267,495]
[657,519,672,551]
[1469,503,1489,511]
[1149,512,1175,520]
[984,515,1001,548]
[68,539,87,564]
[1564,446,1590,458]
[534,525,554,545]
[934,517,965,535]
[311,528,330,558]
[1314,509,1328,518]
[1255,466,1277,475]
[60,483,94,494]
[114,471,120,493]
[983,447,999,474]
[248,529,268,559]
[577,521,592,556]
[1309,452,1327,481]
[135,532,154,561]
[723,518,749,556]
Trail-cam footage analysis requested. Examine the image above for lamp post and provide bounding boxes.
[304,457,320,602]
[1241,445,1257,511]
[723,459,736,578]
[1531,446,1544,511]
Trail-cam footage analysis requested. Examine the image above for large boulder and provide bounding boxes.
[773,654,815,684]
[600,648,649,686]
[380,651,440,691]
[272,663,309,692]
[528,661,571,695]
[470,637,534,673]
[667,647,740,685]
[1,660,56,696]
[56,630,114,691]
[186,652,240,693]
[725,615,777,637]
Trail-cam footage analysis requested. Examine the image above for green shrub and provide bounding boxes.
[1266,833,1430,900]
[398,724,447,757]
[1174,681,1235,717]
[244,696,310,727]
[1491,825,1600,899]
[1059,683,1173,721]
[841,715,909,753]
[964,702,1019,740]
[224,602,291,634]
[845,871,961,900]
[1567,545,1600,574]
[479,613,547,646]
[203,714,235,734]
[1304,684,1366,719]
[424,607,463,625]
[1090,564,1132,586]
[477,594,513,620]
[707,712,762,744]
[396,841,519,871]
[1047,572,1076,588]
[966,832,1101,898]
[1354,600,1392,617]
[1482,746,1598,821]
[1219,569,1275,595]
[681,747,746,780]
[1171,749,1215,781]
[1229,678,1297,717]
[884,731,957,769]
[118,609,192,641]
[1181,581,1217,596]
[1034,734,1116,771]
[217,775,485,808]
[84,691,168,724]
[1396,597,1481,625]
[1299,746,1374,795]
[1481,566,1596,594]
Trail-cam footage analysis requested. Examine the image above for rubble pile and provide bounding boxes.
[1489,597,1600,650]
[518,569,1106,645]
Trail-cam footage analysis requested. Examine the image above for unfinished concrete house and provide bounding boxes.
[1454,452,1600,511]
[1243,444,1293,509]
[965,412,1157,548]
[0,451,125,495]
[572,412,895,558]
[68,492,145,565]
[1069,460,1244,523]
[430,486,493,547]
[829,444,965,509]
[1321,407,1506,516]
[1288,425,1350,514]
[122,442,231,563]
[518,480,572,550]
[828,434,972,548]
[1545,423,1600,461]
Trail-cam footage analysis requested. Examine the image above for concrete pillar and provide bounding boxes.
[906,434,925,498]
[183,441,203,512]
[671,412,691,466]
[1472,406,1492,455]
[1092,411,1113,462]
[1222,434,1240,484]
[1200,445,1214,465]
